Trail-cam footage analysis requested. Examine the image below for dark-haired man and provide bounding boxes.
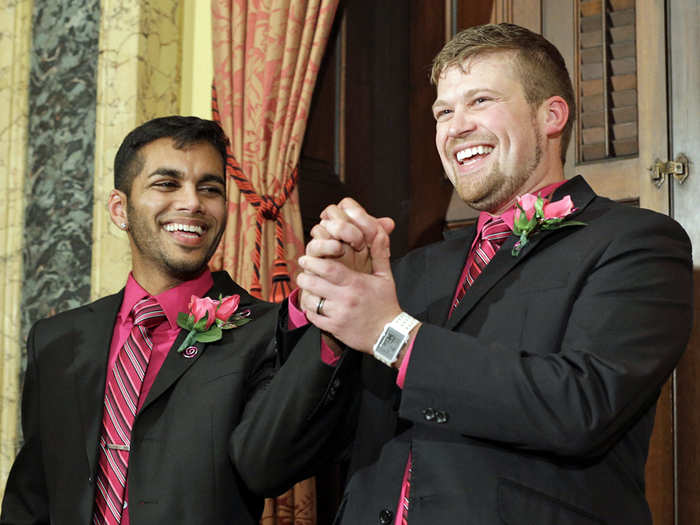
[1,116,351,525]
[240,24,694,524]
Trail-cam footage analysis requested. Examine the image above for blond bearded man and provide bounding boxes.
[238,24,693,525]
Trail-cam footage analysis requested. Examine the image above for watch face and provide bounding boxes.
[377,327,403,357]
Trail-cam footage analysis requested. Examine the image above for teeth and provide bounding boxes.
[164,223,204,235]
[456,145,494,162]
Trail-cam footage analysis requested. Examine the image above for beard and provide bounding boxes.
[126,201,224,282]
[461,121,544,213]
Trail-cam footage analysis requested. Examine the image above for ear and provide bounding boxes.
[108,189,129,231]
[540,95,569,138]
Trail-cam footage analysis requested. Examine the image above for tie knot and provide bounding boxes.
[132,297,166,329]
[481,216,511,242]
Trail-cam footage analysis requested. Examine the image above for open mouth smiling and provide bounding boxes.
[163,222,207,237]
[455,145,494,164]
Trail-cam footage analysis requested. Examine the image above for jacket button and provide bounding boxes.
[422,407,436,421]
[379,508,394,524]
[435,410,449,424]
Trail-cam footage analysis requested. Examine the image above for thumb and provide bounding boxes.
[369,225,392,276]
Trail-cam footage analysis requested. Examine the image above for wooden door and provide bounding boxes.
[541,1,699,524]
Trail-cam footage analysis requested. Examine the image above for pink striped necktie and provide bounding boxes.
[401,217,510,524]
[451,216,511,314]
[93,297,166,525]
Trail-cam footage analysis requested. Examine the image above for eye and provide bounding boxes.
[153,179,178,189]
[473,96,491,106]
[200,185,225,197]
[434,108,452,121]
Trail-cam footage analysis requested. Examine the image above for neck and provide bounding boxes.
[130,266,207,296]
[492,162,565,215]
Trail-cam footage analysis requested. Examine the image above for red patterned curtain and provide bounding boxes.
[210,0,340,523]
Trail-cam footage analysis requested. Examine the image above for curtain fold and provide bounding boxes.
[211,0,340,523]
[211,0,339,302]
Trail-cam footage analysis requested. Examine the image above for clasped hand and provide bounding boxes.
[296,198,402,353]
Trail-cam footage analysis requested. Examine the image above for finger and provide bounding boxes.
[319,219,366,251]
[304,308,337,334]
[341,206,386,246]
[306,238,346,258]
[299,291,329,317]
[310,223,332,240]
[377,217,396,235]
[368,225,392,276]
[320,203,352,222]
[296,270,344,305]
[298,256,349,286]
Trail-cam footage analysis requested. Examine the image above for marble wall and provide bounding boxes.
[21,0,101,343]
[0,0,33,495]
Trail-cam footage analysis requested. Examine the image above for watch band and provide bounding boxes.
[392,312,419,334]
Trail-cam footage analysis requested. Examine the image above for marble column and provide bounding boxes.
[0,0,34,496]
[21,0,101,349]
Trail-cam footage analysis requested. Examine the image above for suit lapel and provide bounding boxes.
[70,292,123,476]
[445,176,595,330]
[139,272,259,414]
[425,226,476,325]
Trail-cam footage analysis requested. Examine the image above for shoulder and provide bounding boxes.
[580,195,690,249]
[30,292,122,333]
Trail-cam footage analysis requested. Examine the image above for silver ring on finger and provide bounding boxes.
[316,297,326,316]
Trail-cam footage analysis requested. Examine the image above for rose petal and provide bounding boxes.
[215,295,241,321]
[543,195,574,219]
[516,193,539,221]
[190,296,218,329]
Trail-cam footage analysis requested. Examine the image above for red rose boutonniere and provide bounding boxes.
[176,294,251,352]
[511,193,586,256]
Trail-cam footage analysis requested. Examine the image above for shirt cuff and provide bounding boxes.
[287,288,309,329]
[395,338,415,389]
[287,288,340,366]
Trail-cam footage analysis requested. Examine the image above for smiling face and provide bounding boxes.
[109,137,227,294]
[433,52,558,214]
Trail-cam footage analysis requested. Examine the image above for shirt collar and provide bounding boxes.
[478,180,568,232]
[120,269,215,330]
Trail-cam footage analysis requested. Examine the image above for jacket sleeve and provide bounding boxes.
[1,322,50,525]
[397,211,693,457]
[231,301,360,497]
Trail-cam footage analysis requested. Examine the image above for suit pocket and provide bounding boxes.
[498,478,605,525]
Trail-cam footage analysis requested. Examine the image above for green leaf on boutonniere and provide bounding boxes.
[534,195,545,218]
[193,314,210,331]
[195,325,222,343]
[177,312,194,331]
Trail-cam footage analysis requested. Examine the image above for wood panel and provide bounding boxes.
[669,0,700,524]
[407,0,452,250]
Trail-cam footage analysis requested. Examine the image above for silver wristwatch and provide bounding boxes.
[372,312,419,366]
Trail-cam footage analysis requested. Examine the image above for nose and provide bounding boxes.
[176,183,204,213]
[447,108,476,138]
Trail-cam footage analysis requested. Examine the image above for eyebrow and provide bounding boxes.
[148,168,225,185]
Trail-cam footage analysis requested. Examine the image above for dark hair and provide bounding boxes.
[113,116,230,194]
[431,23,575,164]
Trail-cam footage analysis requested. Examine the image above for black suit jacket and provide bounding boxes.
[1,271,352,525]
[243,177,694,525]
